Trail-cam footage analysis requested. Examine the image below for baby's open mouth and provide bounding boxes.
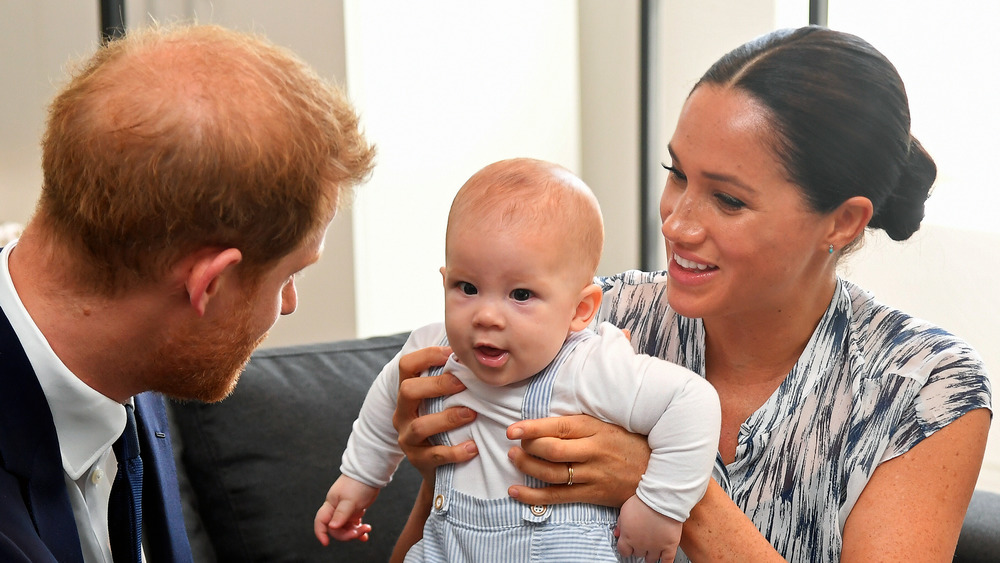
[474,345,509,367]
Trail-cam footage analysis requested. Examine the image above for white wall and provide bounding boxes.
[578,0,641,276]
[828,0,1000,235]
[0,2,98,224]
[344,0,583,338]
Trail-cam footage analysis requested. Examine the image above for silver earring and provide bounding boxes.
[828,244,835,254]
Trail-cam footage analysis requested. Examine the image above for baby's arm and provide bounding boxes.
[340,324,452,487]
[616,495,682,563]
[568,324,721,559]
[314,475,380,545]
[607,368,718,561]
[315,324,450,546]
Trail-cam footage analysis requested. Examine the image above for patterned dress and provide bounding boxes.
[595,271,992,562]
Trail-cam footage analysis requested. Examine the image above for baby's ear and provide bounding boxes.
[569,284,603,332]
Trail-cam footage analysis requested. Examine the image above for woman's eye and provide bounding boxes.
[661,162,687,182]
[510,288,532,301]
[715,193,746,210]
[459,282,478,295]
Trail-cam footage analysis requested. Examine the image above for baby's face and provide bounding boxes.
[441,222,584,386]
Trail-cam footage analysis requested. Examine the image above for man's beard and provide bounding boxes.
[149,295,268,403]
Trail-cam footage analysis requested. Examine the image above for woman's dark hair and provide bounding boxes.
[696,26,935,241]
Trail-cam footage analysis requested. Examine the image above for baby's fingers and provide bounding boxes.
[327,520,372,543]
[330,499,360,529]
[616,537,635,558]
[313,502,335,545]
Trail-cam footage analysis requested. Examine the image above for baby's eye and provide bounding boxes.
[510,288,532,301]
[458,282,478,295]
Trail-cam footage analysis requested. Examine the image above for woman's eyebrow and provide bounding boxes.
[667,144,758,194]
[666,145,680,166]
[704,171,758,194]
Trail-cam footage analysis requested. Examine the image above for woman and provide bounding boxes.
[391,27,992,562]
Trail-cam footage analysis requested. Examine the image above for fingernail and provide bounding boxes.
[508,487,519,498]
[465,442,478,454]
[460,407,475,419]
[508,427,523,439]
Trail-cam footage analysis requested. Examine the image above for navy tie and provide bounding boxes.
[109,403,143,563]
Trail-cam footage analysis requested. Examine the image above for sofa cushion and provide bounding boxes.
[170,332,419,562]
[955,489,1000,563]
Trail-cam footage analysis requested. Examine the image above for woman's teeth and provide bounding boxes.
[675,255,711,270]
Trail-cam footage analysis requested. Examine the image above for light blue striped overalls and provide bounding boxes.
[404,331,642,563]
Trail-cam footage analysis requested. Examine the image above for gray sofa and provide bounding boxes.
[169,332,418,562]
[168,333,999,562]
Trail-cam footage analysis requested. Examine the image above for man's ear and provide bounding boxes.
[569,284,603,332]
[184,248,244,317]
[828,196,874,251]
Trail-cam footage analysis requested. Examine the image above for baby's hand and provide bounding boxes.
[313,475,380,546]
[615,494,683,563]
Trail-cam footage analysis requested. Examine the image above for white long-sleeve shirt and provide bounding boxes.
[341,321,721,521]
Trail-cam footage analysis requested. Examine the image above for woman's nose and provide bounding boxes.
[660,188,705,244]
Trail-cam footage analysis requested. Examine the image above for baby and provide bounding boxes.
[315,158,721,562]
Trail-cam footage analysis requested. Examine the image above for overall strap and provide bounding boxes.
[419,335,458,512]
[520,330,594,523]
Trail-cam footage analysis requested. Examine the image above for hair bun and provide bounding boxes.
[869,137,936,241]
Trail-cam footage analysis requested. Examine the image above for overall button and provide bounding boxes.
[434,494,445,510]
[530,504,548,516]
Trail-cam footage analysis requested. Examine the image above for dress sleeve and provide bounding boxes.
[880,330,992,463]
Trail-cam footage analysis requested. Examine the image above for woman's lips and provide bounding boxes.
[668,252,718,285]
[674,254,715,271]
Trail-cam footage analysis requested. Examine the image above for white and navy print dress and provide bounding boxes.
[596,270,992,562]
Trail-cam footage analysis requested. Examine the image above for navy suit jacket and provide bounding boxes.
[0,305,193,562]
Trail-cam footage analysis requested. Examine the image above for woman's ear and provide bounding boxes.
[184,248,243,317]
[569,284,603,332]
[828,196,874,250]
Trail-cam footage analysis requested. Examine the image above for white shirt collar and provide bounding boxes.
[0,241,126,480]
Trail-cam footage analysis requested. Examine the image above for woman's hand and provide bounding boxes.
[389,345,478,563]
[392,345,478,481]
[505,414,650,507]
